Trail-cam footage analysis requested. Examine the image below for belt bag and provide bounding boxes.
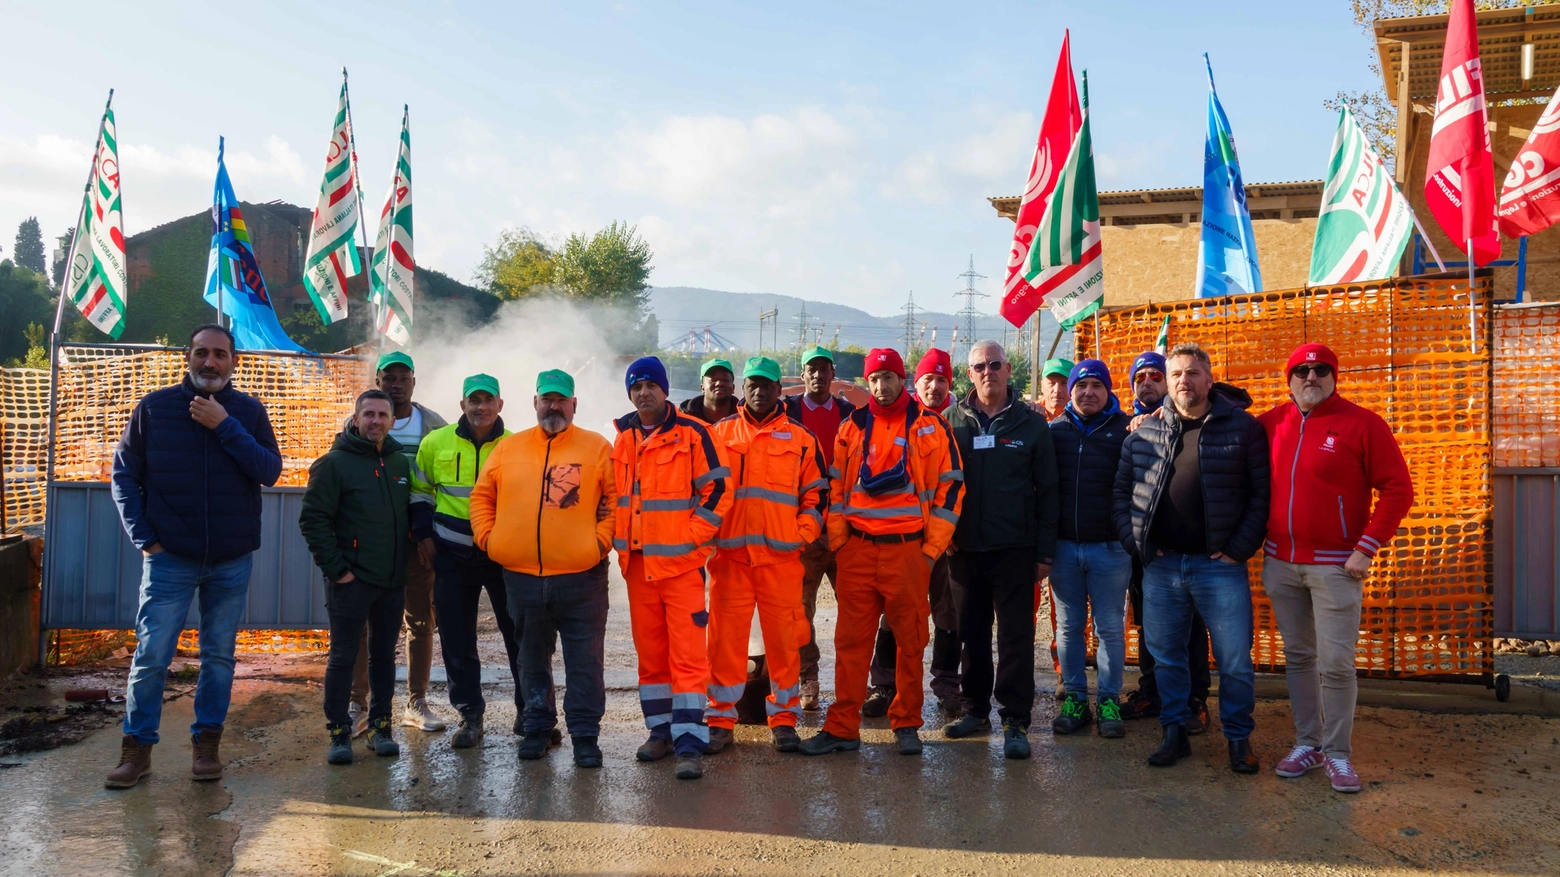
[856,406,914,497]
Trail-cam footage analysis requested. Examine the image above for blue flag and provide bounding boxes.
[204,138,310,352]
[1195,55,1262,299]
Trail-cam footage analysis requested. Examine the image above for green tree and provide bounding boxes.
[0,260,55,364]
[13,217,46,276]
[552,221,654,309]
[19,322,49,368]
[475,227,558,300]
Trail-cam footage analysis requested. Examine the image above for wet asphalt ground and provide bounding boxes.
[2,571,1558,877]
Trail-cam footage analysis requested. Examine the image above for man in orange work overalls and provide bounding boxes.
[801,348,963,757]
[704,356,830,755]
[613,356,732,780]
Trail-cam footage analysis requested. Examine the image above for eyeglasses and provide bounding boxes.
[970,361,1006,372]
[1133,369,1164,384]
[1291,365,1334,379]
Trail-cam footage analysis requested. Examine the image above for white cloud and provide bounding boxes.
[881,110,1038,205]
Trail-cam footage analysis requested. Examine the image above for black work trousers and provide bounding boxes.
[952,545,1038,727]
[1129,555,1211,703]
[325,580,405,727]
[432,551,523,719]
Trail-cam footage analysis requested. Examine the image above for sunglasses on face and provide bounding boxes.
[1133,369,1164,384]
[1291,365,1334,379]
[970,361,1006,372]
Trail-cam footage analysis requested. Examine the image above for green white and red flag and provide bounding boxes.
[1023,70,1104,330]
[1308,104,1413,284]
[370,106,414,344]
[62,95,129,339]
[302,75,362,324]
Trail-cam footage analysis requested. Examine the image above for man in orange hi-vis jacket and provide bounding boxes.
[613,356,732,781]
[703,356,829,755]
[801,347,963,757]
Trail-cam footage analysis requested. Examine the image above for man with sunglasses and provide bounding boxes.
[1258,343,1412,793]
[1121,352,1213,732]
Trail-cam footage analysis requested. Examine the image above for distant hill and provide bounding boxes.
[648,286,1061,356]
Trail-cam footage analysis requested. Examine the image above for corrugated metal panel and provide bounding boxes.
[1494,469,1560,639]
[41,482,328,629]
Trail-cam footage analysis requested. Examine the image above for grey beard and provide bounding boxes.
[539,413,568,433]
[1296,385,1330,408]
[191,372,227,393]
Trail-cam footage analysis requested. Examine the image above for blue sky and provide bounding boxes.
[0,1,1380,317]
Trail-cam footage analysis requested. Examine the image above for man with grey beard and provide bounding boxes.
[107,324,282,788]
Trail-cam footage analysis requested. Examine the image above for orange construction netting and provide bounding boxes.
[1492,303,1560,467]
[47,629,330,665]
[1074,275,1494,680]
[1,367,49,531]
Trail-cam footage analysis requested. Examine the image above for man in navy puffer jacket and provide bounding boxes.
[106,324,281,789]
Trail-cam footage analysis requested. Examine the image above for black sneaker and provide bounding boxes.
[327,724,352,765]
[1051,694,1093,735]
[799,731,861,756]
[1185,698,1210,736]
[1121,688,1160,720]
[675,754,703,779]
[636,734,673,762]
[894,728,923,755]
[771,726,801,753]
[861,687,894,718]
[1097,697,1126,739]
[1002,720,1031,760]
[451,716,484,749]
[367,717,400,758]
[572,736,603,769]
[942,713,992,739]
[706,727,734,754]
[517,731,556,760]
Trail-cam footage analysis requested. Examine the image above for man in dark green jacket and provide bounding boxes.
[941,340,1060,760]
[300,389,411,765]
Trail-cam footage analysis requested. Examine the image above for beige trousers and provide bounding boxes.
[1261,557,1362,758]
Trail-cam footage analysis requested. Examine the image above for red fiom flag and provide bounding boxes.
[1000,31,1081,327]
[1424,0,1502,266]
[1497,91,1560,237]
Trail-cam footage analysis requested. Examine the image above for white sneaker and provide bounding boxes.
[402,697,446,731]
[348,702,369,739]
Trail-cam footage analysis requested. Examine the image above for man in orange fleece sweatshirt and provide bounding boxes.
[469,369,617,769]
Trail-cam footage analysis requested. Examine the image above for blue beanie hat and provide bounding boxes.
[625,356,669,398]
[1067,358,1113,394]
[1130,351,1166,384]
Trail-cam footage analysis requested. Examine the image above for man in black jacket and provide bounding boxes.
[107,324,282,789]
[1112,342,1269,774]
[941,341,1059,759]
[1048,359,1132,739]
[301,389,412,766]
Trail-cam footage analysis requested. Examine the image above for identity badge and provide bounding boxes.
[973,435,995,450]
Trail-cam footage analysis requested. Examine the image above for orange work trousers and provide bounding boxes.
[823,535,931,738]
[705,553,807,730]
[625,552,711,754]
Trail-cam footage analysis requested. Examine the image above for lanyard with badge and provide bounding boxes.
[972,411,996,450]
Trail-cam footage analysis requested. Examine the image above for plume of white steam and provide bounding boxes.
[405,298,635,437]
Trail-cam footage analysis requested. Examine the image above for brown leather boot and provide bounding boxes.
[191,729,223,781]
[105,735,153,789]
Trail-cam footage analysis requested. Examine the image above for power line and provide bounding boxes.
[899,291,923,355]
[953,254,987,364]
[793,301,811,349]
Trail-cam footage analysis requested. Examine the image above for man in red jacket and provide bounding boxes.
[1258,343,1412,794]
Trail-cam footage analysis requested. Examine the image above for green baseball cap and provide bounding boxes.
[462,373,501,399]
[801,345,834,365]
[700,358,735,378]
[742,356,782,382]
[1042,357,1075,380]
[376,350,415,372]
[535,368,575,398]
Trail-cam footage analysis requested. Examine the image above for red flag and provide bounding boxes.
[1000,32,1081,327]
[1424,0,1502,266]
[1498,94,1560,237]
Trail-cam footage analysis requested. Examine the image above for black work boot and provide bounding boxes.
[367,717,400,758]
[1051,693,1093,735]
[517,730,556,760]
[861,686,894,718]
[1147,723,1191,767]
[706,726,734,754]
[799,731,861,756]
[894,727,923,755]
[572,736,603,769]
[943,713,992,738]
[771,726,801,753]
[1003,720,1032,759]
[326,724,352,766]
[1228,738,1259,774]
[451,715,484,749]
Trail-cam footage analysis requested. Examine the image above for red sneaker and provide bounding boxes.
[1324,756,1362,793]
[1274,745,1324,778]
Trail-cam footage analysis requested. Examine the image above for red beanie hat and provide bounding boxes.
[865,347,906,380]
[915,348,952,383]
[1286,343,1339,376]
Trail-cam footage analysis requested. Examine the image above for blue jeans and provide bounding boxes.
[504,563,610,739]
[1141,551,1255,741]
[122,551,253,745]
[1051,540,1132,699]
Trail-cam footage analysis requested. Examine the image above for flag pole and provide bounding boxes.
[1030,314,1041,404]
[53,90,113,341]
[341,67,380,354]
[1411,211,1447,272]
[215,137,226,329]
[1468,237,1477,352]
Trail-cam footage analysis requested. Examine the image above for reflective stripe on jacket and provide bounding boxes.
[826,395,962,558]
[410,416,512,554]
[710,405,829,565]
[612,403,733,579]
[469,422,617,576]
